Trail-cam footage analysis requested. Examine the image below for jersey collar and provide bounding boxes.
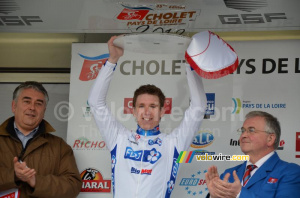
[136,125,160,136]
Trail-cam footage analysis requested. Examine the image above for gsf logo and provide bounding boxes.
[219,13,286,24]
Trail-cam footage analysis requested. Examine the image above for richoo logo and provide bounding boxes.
[0,0,43,26]
[219,0,287,24]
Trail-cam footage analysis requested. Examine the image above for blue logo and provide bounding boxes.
[124,147,161,164]
[206,93,215,116]
[148,138,162,146]
[191,131,215,148]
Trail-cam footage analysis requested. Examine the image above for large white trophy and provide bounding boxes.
[113,31,238,79]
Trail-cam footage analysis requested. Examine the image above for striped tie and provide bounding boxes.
[242,165,257,186]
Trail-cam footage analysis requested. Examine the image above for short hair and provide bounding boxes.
[245,111,281,149]
[133,84,165,108]
[13,81,49,105]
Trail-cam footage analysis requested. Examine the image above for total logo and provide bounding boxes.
[81,168,111,193]
[179,169,208,196]
[124,97,172,114]
[191,131,215,148]
[78,53,109,81]
[131,167,153,175]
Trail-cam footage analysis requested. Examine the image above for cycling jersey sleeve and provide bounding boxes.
[88,61,127,151]
[171,64,207,152]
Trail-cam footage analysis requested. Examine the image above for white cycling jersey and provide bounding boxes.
[88,61,206,198]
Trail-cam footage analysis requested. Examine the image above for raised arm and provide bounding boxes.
[171,64,207,151]
[88,36,126,150]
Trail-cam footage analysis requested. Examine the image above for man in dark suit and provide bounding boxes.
[205,111,300,198]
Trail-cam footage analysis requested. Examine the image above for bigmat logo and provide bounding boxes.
[124,97,172,114]
[78,53,109,81]
[81,168,111,193]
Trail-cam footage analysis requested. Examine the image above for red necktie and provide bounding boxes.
[242,165,257,186]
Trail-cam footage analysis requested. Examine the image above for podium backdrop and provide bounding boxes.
[67,39,300,198]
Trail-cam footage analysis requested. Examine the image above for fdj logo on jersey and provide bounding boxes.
[124,147,162,164]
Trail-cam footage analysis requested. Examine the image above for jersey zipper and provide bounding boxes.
[135,132,146,198]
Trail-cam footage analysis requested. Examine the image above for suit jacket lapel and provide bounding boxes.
[245,152,280,188]
[236,162,247,182]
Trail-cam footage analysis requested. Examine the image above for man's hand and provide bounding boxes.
[14,157,36,188]
[212,170,242,198]
[107,35,124,64]
[205,166,220,198]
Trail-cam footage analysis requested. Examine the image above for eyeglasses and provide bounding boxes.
[237,127,272,135]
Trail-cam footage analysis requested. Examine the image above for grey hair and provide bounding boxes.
[245,111,281,149]
[13,81,49,105]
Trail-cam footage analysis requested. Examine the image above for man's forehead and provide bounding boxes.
[20,89,45,101]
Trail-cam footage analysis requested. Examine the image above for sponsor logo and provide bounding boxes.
[78,53,109,81]
[232,98,286,114]
[167,179,175,193]
[115,4,199,34]
[267,177,278,184]
[117,6,151,21]
[230,138,240,146]
[296,132,300,158]
[83,100,92,119]
[124,147,161,164]
[131,167,153,175]
[232,98,242,114]
[220,0,286,24]
[223,0,267,12]
[148,138,162,146]
[277,140,285,150]
[81,168,111,193]
[124,97,172,114]
[0,0,19,14]
[72,137,106,150]
[0,0,43,26]
[177,150,215,163]
[191,131,215,148]
[205,93,215,117]
[179,169,208,196]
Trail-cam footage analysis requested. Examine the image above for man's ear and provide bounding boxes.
[132,107,137,118]
[12,100,16,113]
[267,133,276,147]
